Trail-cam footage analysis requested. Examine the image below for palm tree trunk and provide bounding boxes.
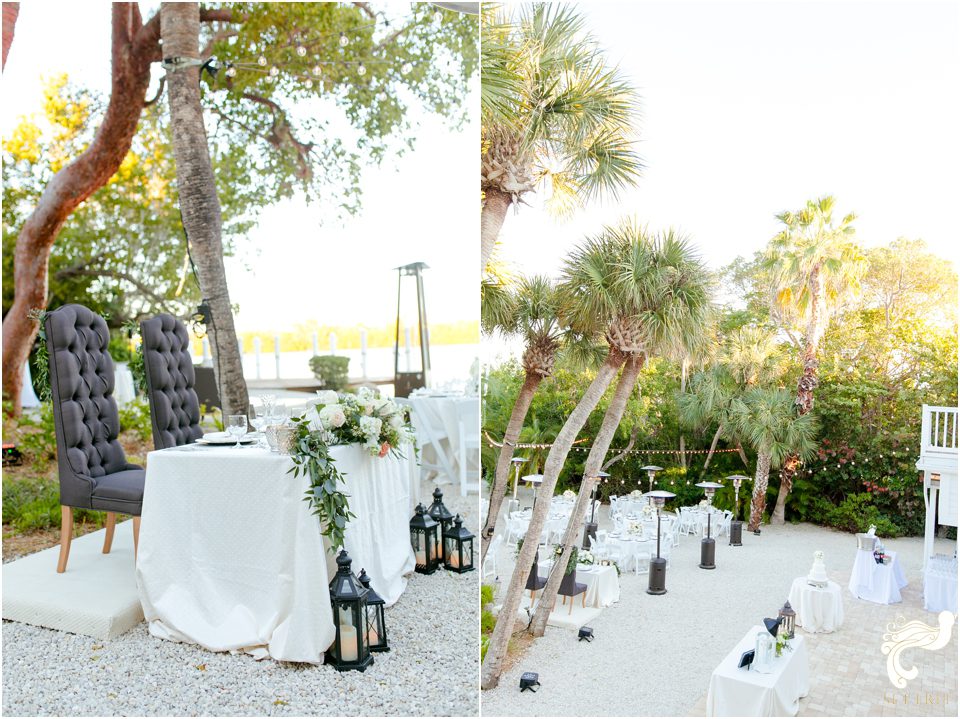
[480,345,625,690]
[1,3,151,414]
[773,267,827,523]
[748,451,771,531]
[161,2,248,418]
[736,441,749,467]
[529,353,643,637]
[679,357,688,469]
[481,370,544,563]
[481,188,511,273]
[702,425,723,470]
[2,2,19,70]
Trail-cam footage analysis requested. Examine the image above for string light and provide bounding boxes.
[296,45,307,57]
[339,32,349,47]
[305,79,313,89]
[225,66,237,78]
[357,63,366,75]
[269,66,280,77]
[258,55,267,66]
[312,65,322,76]
[401,62,412,75]
[434,9,443,23]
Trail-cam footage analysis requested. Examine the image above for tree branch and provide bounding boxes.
[601,426,641,471]
[144,76,165,106]
[55,267,171,307]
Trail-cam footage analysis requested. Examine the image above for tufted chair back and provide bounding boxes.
[45,304,130,508]
[140,313,204,450]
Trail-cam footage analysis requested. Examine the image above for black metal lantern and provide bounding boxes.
[326,550,374,672]
[357,568,389,653]
[410,503,441,574]
[778,600,796,639]
[645,489,676,595]
[443,514,475,573]
[640,465,663,493]
[428,486,455,562]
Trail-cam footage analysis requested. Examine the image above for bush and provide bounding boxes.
[2,474,106,531]
[309,355,350,391]
[826,493,903,537]
[480,583,496,662]
[15,402,58,461]
[118,398,152,443]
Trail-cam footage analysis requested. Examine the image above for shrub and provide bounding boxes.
[118,398,152,443]
[826,493,902,537]
[309,355,350,391]
[15,402,58,461]
[2,474,105,531]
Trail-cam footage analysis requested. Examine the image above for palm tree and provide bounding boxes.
[480,275,565,563]
[764,196,865,522]
[728,388,819,532]
[479,3,642,271]
[480,222,711,685]
[529,229,712,636]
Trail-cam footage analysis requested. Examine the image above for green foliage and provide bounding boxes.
[288,416,355,551]
[118,399,152,444]
[480,583,496,662]
[15,402,58,461]
[480,583,495,606]
[2,474,106,531]
[309,355,350,391]
[825,493,903,537]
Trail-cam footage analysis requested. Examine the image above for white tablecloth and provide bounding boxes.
[706,626,810,717]
[541,560,620,608]
[605,534,661,571]
[787,577,844,633]
[407,395,472,468]
[114,362,136,407]
[848,548,907,604]
[924,558,958,613]
[136,443,415,663]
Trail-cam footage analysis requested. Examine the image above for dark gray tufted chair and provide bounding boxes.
[140,313,204,450]
[44,304,144,572]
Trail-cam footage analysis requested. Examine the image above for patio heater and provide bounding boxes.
[726,474,750,547]
[695,481,724,570]
[393,262,431,397]
[510,456,529,503]
[640,465,663,493]
[522,474,544,510]
[645,490,676,595]
[582,471,609,550]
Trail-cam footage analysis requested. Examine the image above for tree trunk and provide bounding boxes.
[773,266,827,523]
[736,441,749,467]
[480,345,625,690]
[703,425,723,470]
[161,2,248,418]
[679,357,688,469]
[748,451,771,532]
[2,2,18,69]
[1,3,152,414]
[480,188,511,273]
[529,353,643,636]
[480,370,544,564]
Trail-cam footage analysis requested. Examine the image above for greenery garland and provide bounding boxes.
[287,415,356,551]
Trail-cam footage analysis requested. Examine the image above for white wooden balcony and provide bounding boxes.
[916,404,958,566]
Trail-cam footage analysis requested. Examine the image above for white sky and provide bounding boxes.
[498,0,960,279]
[1,1,479,333]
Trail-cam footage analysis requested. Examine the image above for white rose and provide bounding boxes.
[374,398,395,415]
[319,404,347,429]
[389,413,405,430]
[315,390,339,405]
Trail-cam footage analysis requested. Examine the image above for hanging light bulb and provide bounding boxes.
[225,66,237,78]
[357,63,366,75]
[434,9,443,23]
[296,45,307,57]
[312,65,322,76]
[339,32,349,47]
[401,62,412,75]
[269,66,280,77]
[258,55,267,66]
[305,79,313,89]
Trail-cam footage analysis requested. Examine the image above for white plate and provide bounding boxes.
[197,434,257,445]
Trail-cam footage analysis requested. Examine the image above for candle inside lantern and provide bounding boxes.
[367,625,379,646]
[449,552,460,568]
[415,549,426,565]
[339,624,358,662]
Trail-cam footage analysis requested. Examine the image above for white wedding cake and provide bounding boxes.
[807,550,828,588]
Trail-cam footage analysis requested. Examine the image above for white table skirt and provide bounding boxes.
[114,362,136,407]
[706,626,810,717]
[924,562,958,613]
[136,443,415,663]
[848,548,907,604]
[787,577,844,633]
[541,560,620,608]
[407,395,467,473]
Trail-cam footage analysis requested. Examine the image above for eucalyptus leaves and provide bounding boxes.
[288,416,356,551]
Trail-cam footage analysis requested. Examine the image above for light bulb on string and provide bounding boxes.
[357,63,366,75]
[434,9,443,23]
[269,66,280,77]
[258,55,267,66]
[312,65,322,76]
[339,32,349,47]
[401,62,412,75]
[296,45,307,57]
[225,66,237,78]
[305,79,313,89]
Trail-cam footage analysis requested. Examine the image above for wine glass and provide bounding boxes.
[227,414,248,449]
[249,413,267,449]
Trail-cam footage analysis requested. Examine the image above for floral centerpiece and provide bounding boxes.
[578,550,595,565]
[307,387,416,457]
[626,520,643,536]
[289,388,417,551]
[629,489,642,499]
[562,489,576,500]
[641,503,654,517]
[699,499,709,508]
[774,634,792,657]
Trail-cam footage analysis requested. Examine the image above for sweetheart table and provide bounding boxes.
[135,442,416,663]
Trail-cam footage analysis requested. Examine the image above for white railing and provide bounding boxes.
[920,404,959,459]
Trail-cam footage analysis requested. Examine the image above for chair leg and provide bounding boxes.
[132,516,141,559]
[102,512,117,554]
[568,598,573,615]
[57,506,74,573]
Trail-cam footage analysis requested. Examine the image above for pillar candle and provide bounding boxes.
[449,552,460,568]
[367,625,379,646]
[415,549,426,565]
[339,625,358,662]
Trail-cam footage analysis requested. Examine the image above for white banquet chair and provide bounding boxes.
[455,398,481,496]
[399,397,458,487]
[483,534,502,580]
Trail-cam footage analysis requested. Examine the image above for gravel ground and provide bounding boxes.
[480,494,955,717]
[2,479,480,717]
